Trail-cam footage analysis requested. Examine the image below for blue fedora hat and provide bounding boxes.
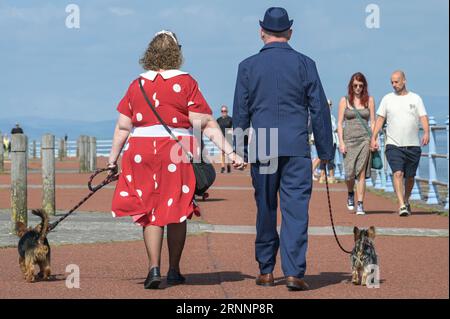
[259,7,293,32]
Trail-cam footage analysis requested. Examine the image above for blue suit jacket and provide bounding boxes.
[233,42,333,162]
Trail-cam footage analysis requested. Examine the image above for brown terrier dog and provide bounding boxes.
[16,209,51,282]
[351,226,378,286]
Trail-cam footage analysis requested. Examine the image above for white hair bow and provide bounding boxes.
[154,30,178,44]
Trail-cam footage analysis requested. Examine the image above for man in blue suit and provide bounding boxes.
[233,7,333,291]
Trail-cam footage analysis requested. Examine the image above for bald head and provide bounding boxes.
[392,70,406,80]
[391,70,407,95]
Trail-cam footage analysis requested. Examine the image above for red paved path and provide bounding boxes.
[0,157,448,298]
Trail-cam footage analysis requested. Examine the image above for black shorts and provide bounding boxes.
[385,145,422,178]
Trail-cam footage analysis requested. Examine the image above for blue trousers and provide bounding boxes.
[251,156,312,278]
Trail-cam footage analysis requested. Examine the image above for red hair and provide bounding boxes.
[347,72,369,108]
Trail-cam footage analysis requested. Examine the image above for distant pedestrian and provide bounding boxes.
[371,70,429,217]
[216,105,233,173]
[11,123,24,135]
[319,99,338,183]
[3,134,11,157]
[337,72,375,215]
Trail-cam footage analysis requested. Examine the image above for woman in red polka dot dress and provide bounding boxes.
[107,30,245,289]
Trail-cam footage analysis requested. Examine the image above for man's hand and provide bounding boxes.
[231,152,247,170]
[421,132,430,146]
[339,143,347,154]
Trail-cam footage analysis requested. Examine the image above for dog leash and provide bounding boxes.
[323,166,352,254]
[47,167,118,232]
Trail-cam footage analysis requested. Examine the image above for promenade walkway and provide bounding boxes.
[0,158,448,298]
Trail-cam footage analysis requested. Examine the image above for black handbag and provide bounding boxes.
[138,78,216,195]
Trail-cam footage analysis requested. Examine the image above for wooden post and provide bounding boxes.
[32,140,37,159]
[79,135,86,173]
[58,138,64,161]
[76,137,80,158]
[64,139,68,158]
[89,136,97,172]
[0,130,3,173]
[42,134,56,216]
[83,135,90,172]
[11,134,28,232]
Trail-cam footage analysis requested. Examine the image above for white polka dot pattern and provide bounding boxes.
[168,164,177,172]
[134,155,142,163]
[173,84,181,93]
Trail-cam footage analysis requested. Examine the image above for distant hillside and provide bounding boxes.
[0,117,116,141]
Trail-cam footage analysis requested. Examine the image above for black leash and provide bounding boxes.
[323,166,352,254]
[48,167,118,232]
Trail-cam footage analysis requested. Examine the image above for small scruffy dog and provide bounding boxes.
[351,226,378,286]
[16,209,51,282]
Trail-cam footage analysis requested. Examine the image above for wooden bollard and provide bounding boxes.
[84,136,90,172]
[58,138,64,161]
[32,140,37,159]
[11,134,28,232]
[76,137,80,158]
[42,134,55,216]
[89,136,97,172]
[64,139,68,158]
[0,130,4,172]
[78,135,86,173]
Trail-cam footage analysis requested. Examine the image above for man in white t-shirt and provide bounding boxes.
[371,70,429,216]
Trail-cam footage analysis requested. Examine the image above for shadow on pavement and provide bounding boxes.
[135,271,254,287]
[199,198,227,202]
[365,210,440,216]
[364,210,395,215]
[272,272,351,290]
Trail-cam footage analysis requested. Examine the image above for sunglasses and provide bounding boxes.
[353,84,364,88]
[221,110,228,113]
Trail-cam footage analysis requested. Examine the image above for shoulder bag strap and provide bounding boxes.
[347,96,372,138]
[138,78,194,161]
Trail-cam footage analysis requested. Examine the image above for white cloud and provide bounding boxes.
[108,7,134,17]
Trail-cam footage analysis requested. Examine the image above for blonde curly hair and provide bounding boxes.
[139,31,183,71]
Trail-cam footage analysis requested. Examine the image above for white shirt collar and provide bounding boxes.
[140,69,188,81]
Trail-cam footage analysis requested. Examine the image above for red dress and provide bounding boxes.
[111,70,212,227]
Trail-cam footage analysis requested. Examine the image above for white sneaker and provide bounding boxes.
[399,205,411,217]
[356,202,366,215]
[347,193,355,211]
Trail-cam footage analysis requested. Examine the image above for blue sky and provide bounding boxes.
[1,0,449,124]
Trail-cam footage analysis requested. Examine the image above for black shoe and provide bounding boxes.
[167,268,186,286]
[220,167,225,174]
[227,165,231,173]
[144,267,161,289]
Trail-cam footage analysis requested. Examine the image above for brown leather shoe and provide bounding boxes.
[286,276,309,291]
[255,273,274,287]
